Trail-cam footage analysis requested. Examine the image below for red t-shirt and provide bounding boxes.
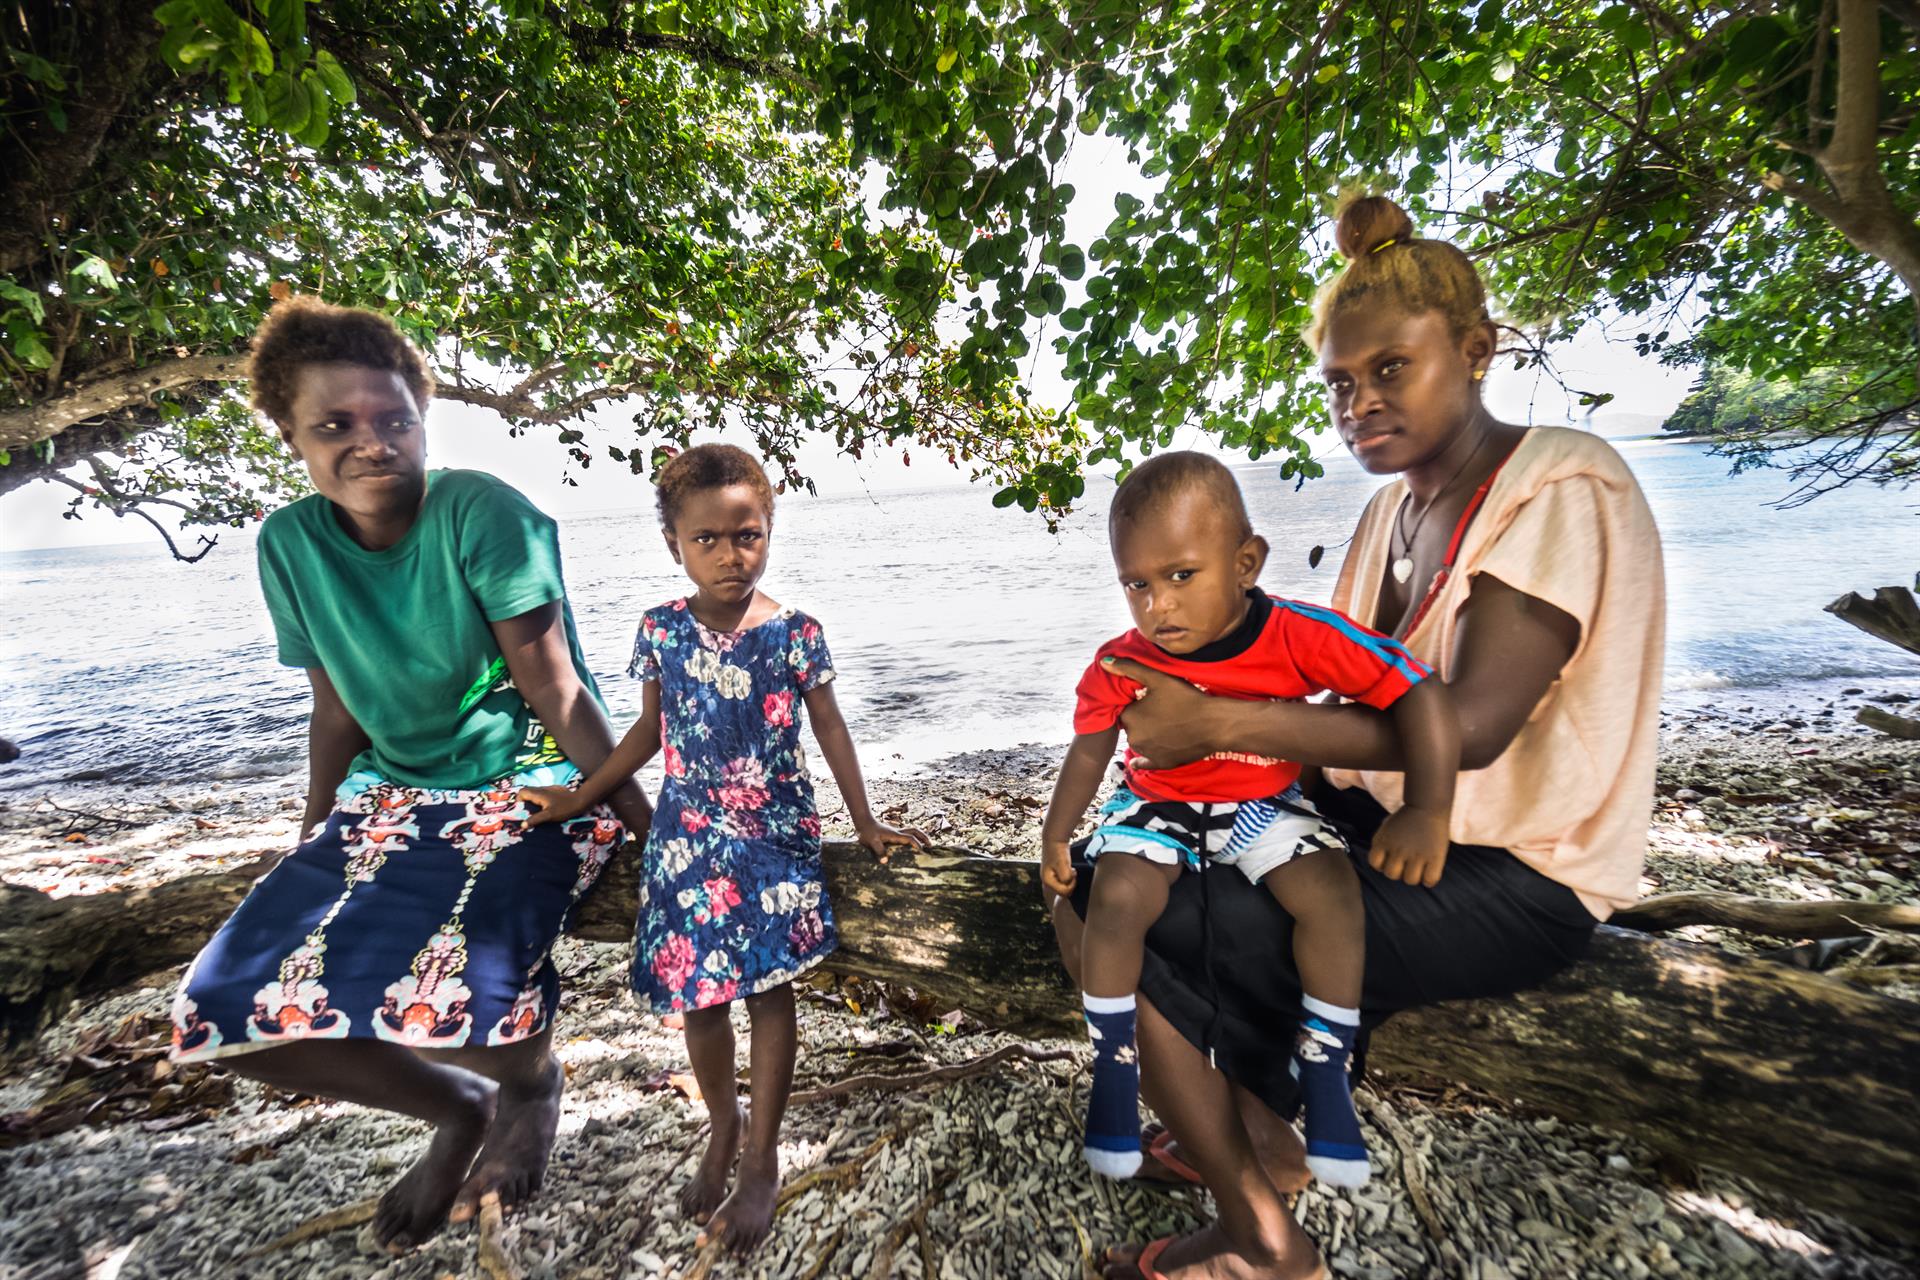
[1074,592,1432,803]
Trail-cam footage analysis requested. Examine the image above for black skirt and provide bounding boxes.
[1067,781,1597,1117]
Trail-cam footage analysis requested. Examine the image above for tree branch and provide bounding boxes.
[564,25,822,94]
[1882,0,1920,29]
[46,474,221,563]
[0,354,247,453]
[1824,0,1883,185]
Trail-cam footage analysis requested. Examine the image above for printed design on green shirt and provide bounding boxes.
[457,655,513,718]
[459,653,564,767]
[517,719,566,768]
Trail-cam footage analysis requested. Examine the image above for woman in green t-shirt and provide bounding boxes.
[169,298,652,1253]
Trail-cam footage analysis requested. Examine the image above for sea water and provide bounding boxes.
[2,438,1915,800]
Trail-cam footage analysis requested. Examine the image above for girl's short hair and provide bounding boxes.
[655,443,776,528]
[248,296,435,427]
[1303,194,1491,352]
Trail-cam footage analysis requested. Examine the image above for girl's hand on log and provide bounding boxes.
[518,785,583,828]
[1367,805,1450,888]
[1041,839,1077,897]
[1101,657,1225,770]
[856,819,927,865]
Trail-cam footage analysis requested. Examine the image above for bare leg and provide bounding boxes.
[701,983,795,1254]
[677,1003,744,1223]
[222,1040,494,1251]
[1101,999,1325,1280]
[442,1029,568,1223]
[1083,853,1182,998]
[1261,848,1364,1010]
[1048,885,1310,1191]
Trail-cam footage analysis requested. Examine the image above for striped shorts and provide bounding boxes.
[1084,783,1346,883]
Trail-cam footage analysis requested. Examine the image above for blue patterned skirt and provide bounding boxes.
[170,773,622,1063]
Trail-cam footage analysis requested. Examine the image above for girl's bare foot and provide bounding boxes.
[374,1082,495,1251]
[1100,1223,1326,1280]
[680,1101,745,1222]
[449,1056,564,1224]
[698,1143,780,1255]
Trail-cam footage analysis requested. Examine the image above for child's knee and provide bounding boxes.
[1088,853,1176,926]
[1265,847,1361,908]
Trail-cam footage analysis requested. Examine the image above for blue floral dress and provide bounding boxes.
[628,600,837,1011]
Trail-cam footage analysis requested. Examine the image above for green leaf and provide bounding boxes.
[70,255,120,292]
[0,280,45,323]
[935,47,958,73]
[313,49,355,104]
[11,329,52,369]
[261,70,314,133]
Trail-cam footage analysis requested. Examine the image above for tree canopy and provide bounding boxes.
[3,0,1916,557]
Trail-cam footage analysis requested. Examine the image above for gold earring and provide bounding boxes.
[1472,369,1486,382]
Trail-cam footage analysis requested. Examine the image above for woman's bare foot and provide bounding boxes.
[1100,1223,1326,1280]
[448,1056,564,1224]
[1136,1120,1312,1194]
[698,1143,781,1255]
[374,1082,495,1251]
[680,1101,745,1222]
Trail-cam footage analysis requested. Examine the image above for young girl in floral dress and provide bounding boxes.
[521,443,920,1255]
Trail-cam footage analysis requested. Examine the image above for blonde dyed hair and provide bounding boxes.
[1303,195,1491,352]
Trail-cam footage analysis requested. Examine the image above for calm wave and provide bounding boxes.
[2,438,1916,798]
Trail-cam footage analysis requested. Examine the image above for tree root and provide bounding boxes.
[1837,963,1920,988]
[1613,891,1920,939]
[868,1170,954,1280]
[788,1042,1074,1107]
[478,1191,520,1280]
[797,1224,846,1280]
[238,1196,378,1257]
[1357,1092,1446,1243]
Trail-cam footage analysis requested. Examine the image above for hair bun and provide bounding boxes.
[1333,194,1416,260]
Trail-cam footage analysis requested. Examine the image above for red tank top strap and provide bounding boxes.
[1401,444,1522,638]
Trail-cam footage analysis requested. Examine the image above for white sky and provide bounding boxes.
[0,134,1696,553]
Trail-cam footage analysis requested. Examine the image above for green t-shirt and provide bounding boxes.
[257,468,604,790]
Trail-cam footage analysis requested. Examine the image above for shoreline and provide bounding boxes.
[0,691,1916,1279]
[6,682,1917,911]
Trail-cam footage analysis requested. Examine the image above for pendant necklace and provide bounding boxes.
[1391,429,1491,586]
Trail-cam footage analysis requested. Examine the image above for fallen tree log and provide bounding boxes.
[1612,890,1920,938]
[4,846,1918,1240]
[1856,704,1920,740]
[1826,585,1920,658]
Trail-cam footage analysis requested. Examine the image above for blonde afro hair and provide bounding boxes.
[1303,194,1492,352]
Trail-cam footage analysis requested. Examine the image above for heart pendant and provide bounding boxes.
[1391,557,1414,584]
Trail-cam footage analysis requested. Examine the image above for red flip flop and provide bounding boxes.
[1127,1234,1330,1280]
[1143,1128,1204,1185]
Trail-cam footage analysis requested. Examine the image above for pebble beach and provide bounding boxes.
[3,684,1919,1280]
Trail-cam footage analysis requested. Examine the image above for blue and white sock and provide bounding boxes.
[1082,993,1143,1178]
[1290,994,1370,1187]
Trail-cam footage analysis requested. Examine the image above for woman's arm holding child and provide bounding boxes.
[521,680,662,827]
[803,682,925,862]
[1038,725,1121,898]
[1365,680,1460,887]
